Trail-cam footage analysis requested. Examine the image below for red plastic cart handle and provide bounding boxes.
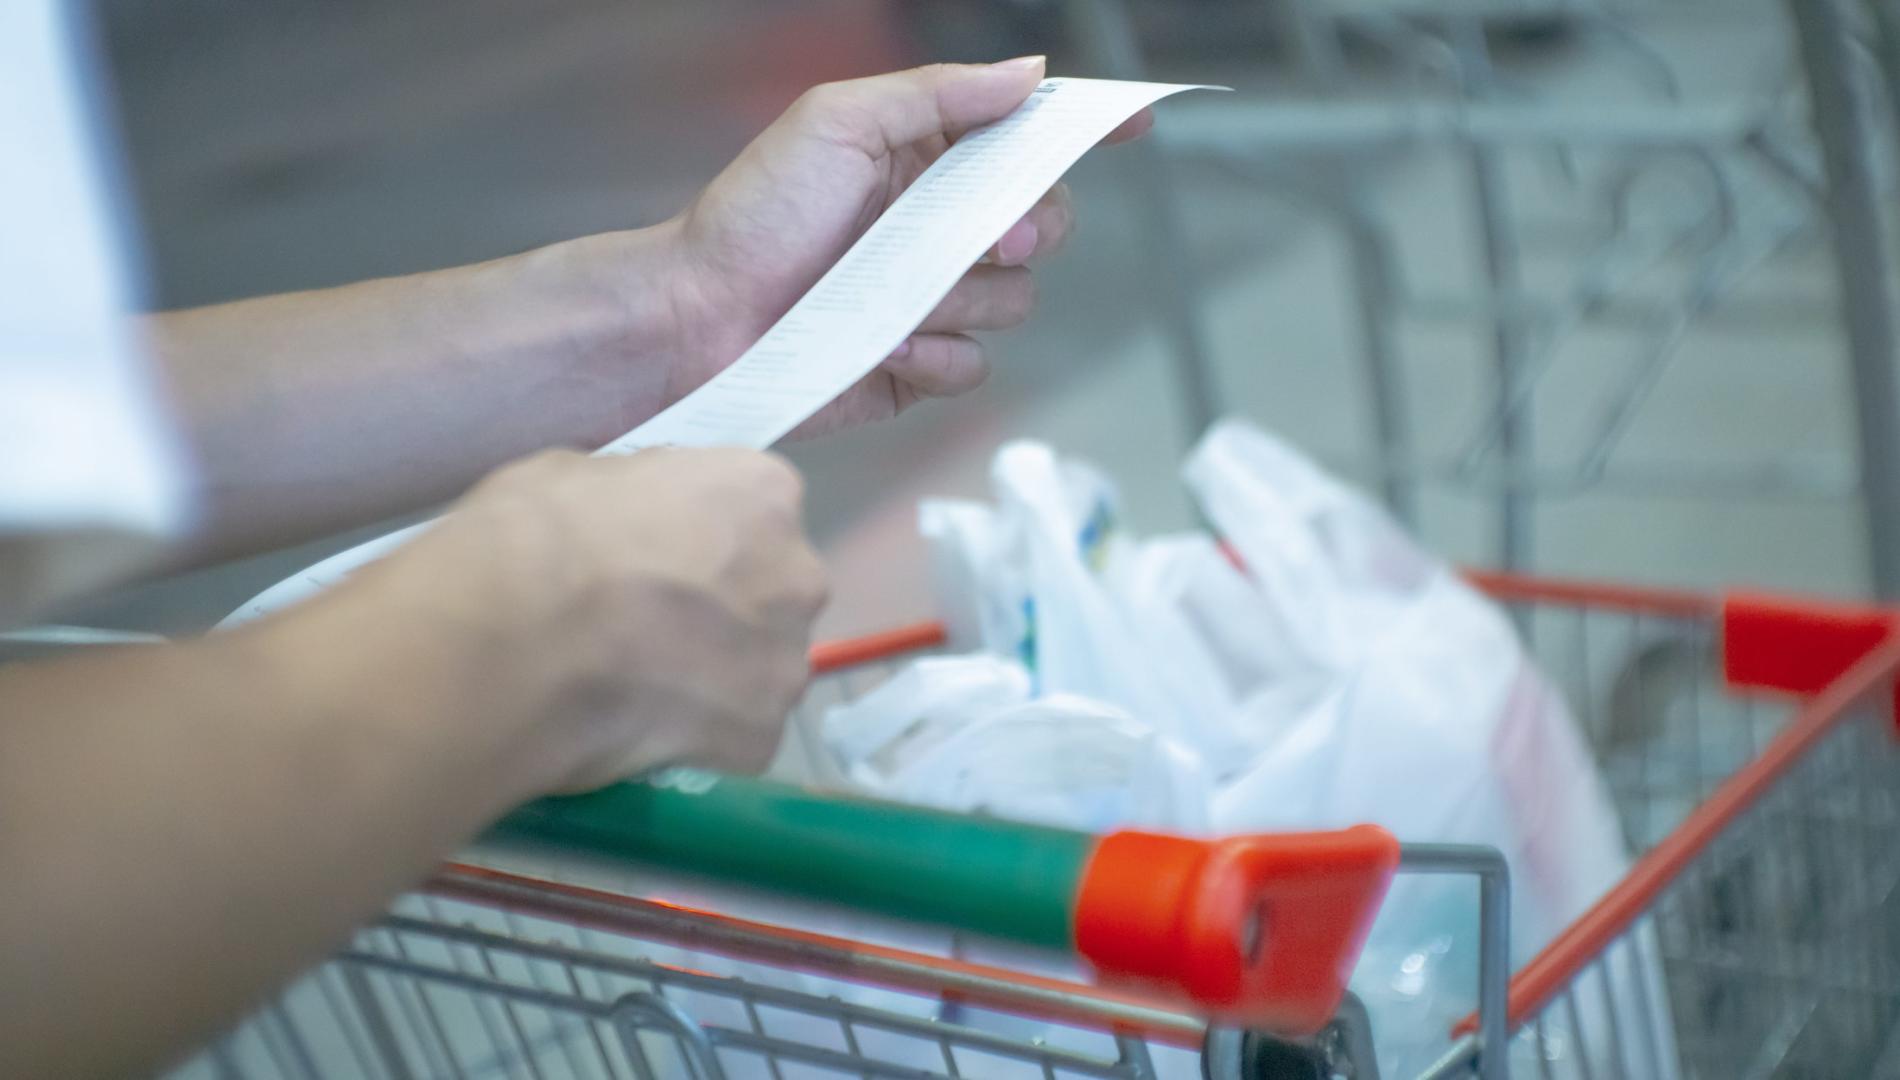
[1074,824,1401,1034]
[1722,590,1900,730]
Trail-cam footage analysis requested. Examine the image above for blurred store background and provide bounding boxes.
[78,0,1898,635]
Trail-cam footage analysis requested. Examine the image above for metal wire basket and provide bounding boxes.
[178,572,1900,1078]
[1071,0,1900,595]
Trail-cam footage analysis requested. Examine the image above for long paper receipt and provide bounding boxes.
[225,78,1216,625]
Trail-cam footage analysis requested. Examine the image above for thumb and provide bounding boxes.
[791,57,1047,157]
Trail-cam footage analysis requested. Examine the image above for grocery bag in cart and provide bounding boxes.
[850,422,1675,1075]
[172,566,1900,1079]
[1182,421,1678,1076]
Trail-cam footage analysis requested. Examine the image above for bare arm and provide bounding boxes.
[148,61,1100,566]
[150,228,682,563]
[0,447,824,1077]
[0,568,539,1076]
[0,62,1111,1072]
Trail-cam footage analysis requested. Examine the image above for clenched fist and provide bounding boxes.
[378,447,827,794]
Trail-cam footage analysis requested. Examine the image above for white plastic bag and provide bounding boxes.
[1184,420,1628,944]
[822,653,1033,779]
[923,442,1248,762]
[988,441,1178,725]
[1103,532,1335,769]
[919,498,1025,658]
[697,424,1673,1077]
[852,694,1210,833]
[823,655,1210,835]
[1184,419,1676,1078]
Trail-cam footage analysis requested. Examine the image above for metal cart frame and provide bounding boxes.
[1068,0,1900,596]
[181,571,1900,1079]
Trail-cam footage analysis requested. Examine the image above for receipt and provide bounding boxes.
[223,78,1216,626]
[606,78,1214,453]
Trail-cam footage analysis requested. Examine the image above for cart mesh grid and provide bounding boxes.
[1504,593,1900,1078]
[175,583,1900,1079]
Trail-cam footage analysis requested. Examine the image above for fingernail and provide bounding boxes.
[891,339,913,359]
[993,55,1046,72]
[998,221,1038,265]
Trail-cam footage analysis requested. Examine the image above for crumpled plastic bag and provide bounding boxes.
[822,653,1033,777]
[923,442,1243,763]
[1184,420,1629,943]
[882,422,1674,1078]
[663,421,1674,1078]
[1183,419,1676,1078]
[1104,531,1336,770]
[824,654,1211,835]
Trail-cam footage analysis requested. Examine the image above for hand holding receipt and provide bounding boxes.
[225,78,1218,625]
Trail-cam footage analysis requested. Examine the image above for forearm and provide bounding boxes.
[151,226,682,563]
[0,572,550,1076]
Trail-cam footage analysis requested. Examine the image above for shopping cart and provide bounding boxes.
[176,571,1900,1079]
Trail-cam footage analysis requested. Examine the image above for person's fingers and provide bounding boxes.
[988,184,1073,265]
[786,333,990,436]
[1102,107,1155,145]
[789,58,1046,158]
[918,266,1035,333]
[884,334,989,401]
[992,219,1039,266]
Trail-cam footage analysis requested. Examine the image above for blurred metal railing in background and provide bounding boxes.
[1059,0,1900,596]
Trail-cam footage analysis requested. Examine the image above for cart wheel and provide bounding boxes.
[1201,992,1379,1080]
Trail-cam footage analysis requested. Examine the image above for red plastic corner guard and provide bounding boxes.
[1071,825,1400,1036]
[1723,591,1900,731]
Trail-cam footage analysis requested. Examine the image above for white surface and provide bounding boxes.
[0,0,188,627]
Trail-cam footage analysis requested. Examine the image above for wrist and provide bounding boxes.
[232,544,565,818]
[516,220,695,442]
